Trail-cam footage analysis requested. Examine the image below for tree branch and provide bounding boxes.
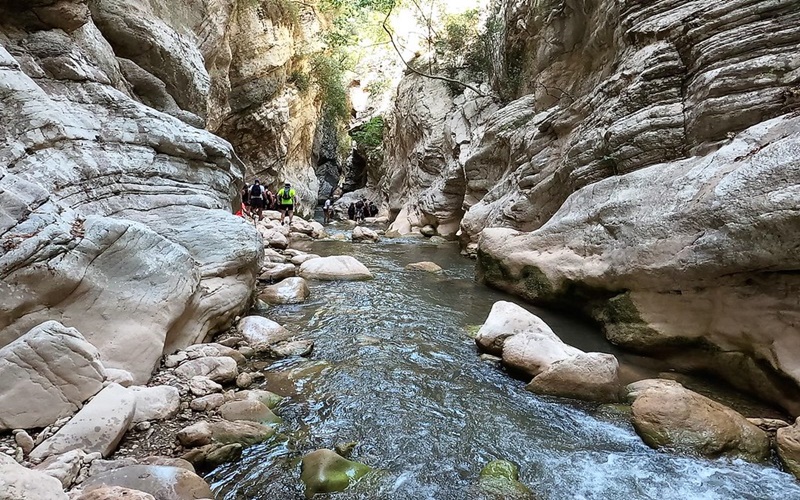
[381,1,487,97]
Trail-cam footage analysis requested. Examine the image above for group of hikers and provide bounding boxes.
[240,180,296,225]
[347,199,378,223]
[239,179,378,225]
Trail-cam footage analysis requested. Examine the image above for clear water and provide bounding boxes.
[208,234,799,500]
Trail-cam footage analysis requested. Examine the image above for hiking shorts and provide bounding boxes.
[250,198,265,209]
[280,204,294,212]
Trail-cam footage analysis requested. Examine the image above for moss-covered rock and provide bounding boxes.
[478,460,535,499]
[300,449,371,498]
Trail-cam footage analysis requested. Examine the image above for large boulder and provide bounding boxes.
[352,226,380,243]
[236,316,293,349]
[219,400,282,425]
[300,449,372,498]
[258,277,311,305]
[475,301,563,357]
[0,321,106,431]
[630,382,770,462]
[299,256,373,281]
[80,465,213,500]
[526,352,621,402]
[0,454,68,500]
[30,384,136,460]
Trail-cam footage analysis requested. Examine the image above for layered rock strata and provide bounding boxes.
[0,1,280,382]
[382,0,800,412]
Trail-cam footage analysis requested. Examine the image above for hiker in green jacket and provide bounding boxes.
[277,182,297,226]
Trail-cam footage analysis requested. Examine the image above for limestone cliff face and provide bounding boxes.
[382,0,800,411]
[87,0,325,211]
[0,0,273,383]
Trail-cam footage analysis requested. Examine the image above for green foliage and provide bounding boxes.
[364,78,391,98]
[351,116,384,149]
[289,69,311,94]
[309,52,350,121]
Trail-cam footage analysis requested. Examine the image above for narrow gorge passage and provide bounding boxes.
[209,233,800,499]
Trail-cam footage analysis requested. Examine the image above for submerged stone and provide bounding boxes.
[478,460,535,499]
[300,449,371,498]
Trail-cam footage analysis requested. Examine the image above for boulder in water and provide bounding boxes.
[219,400,282,424]
[352,226,380,243]
[300,449,371,498]
[258,277,310,305]
[259,263,297,282]
[405,261,442,273]
[526,352,621,402]
[477,460,535,500]
[631,382,769,461]
[299,256,373,281]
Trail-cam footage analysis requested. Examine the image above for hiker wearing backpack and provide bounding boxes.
[249,180,266,221]
[277,182,297,225]
[240,184,251,218]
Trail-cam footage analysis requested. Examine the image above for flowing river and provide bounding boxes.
[208,234,800,499]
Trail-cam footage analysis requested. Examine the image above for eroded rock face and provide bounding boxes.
[0,8,262,384]
[0,321,105,431]
[379,0,800,413]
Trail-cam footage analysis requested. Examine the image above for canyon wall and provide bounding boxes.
[382,0,800,412]
[0,0,326,383]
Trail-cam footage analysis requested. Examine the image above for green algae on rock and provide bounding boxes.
[300,449,372,498]
[478,460,535,499]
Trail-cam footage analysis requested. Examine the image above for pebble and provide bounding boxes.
[134,421,152,432]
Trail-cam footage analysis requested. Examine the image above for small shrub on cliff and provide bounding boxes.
[350,115,385,163]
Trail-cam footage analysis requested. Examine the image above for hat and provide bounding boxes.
[284,182,291,187]
[254,179,260,183]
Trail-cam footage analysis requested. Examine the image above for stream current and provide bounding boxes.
[209,235,800,499]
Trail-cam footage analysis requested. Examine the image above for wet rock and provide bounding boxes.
[478,460,534,500]
[300,449,371,498]
[526,353,621,402]
[299,256,373,281]
[777,419,800,479]
[0,454,67,499]
[182,443,243,471]
[219,400,282,425]
[130,385,181,423]
[237,316,293,351]
[352,226,380,243]
[0,321,106,431]
[30,384,136,460]
[234,390,283,410]
[258,277,311,305]
[177,420,275,448]
[80,465,213,500]
[74,486,155,500]
[270,340,314,358]
[405,261,442,273]
[174,357,238,383]
[188,376,223,397]
[258,263,297,282]
[236,372,253,389]
[35,449,85,488]
[190,394,227,412]
[631,382,769,461]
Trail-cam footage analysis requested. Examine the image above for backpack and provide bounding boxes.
[250,184,263,198]
[279,189,293,202]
